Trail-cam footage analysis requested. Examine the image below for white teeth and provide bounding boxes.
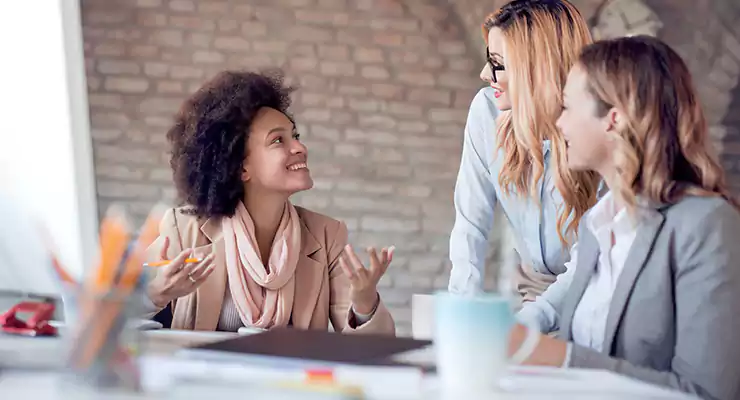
[288,163,307,171]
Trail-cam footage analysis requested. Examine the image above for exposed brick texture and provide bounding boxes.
[82,0,740,335]
[81,0,482,335]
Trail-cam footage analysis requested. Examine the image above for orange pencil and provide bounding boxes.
[81,205,164,370]
[50,253,77,285]
[73,207,131,369]
[143,258,202,268]
[37,223,78,285]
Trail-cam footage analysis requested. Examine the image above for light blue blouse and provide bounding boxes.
[448,87,575,294]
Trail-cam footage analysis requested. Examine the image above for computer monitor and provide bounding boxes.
[0,190,63,300]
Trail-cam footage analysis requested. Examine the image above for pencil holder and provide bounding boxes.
[61,283,147,393]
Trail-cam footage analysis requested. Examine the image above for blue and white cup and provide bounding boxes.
[434,292,540,391]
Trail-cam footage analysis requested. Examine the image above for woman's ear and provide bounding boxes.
[604,107,618,131]
[241,167,250,182]
[604,107,625,140]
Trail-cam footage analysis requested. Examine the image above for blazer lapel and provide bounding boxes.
[602,209,665,351]
[559,230,599,340]
[290,219,324,329]
[193,217,227,331]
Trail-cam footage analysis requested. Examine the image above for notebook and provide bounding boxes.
[178,328,432,370]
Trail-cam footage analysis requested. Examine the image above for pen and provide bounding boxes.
[143,258,203,267]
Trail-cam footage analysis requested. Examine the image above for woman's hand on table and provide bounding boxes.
[508,323,569,367]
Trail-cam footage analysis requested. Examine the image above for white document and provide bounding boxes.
[499,366,695,399]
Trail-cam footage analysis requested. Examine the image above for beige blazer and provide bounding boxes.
[145,206,395,335]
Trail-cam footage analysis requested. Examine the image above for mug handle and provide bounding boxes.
[509,319,541,364]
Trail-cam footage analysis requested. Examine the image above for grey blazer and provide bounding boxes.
[558,196,740,400]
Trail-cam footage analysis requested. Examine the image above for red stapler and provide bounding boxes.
[0,301,58,337]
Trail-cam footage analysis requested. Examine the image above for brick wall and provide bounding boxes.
[594,0,740,192]
[82,0,740,335]
[453,0,740,193]
[81,0,485,335]
[449,0,492,64]
[690,0,740,192]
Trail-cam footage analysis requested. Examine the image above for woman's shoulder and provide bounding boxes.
[468,86,500,124]
[294,206,348,241]
[166,205,204,222]
[665,195,740,227]
[158,205,207,236]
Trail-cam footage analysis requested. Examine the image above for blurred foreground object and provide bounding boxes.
[62,203,164,392]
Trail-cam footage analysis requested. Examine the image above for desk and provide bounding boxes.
[0,330,696,400]
[141,329,238,355]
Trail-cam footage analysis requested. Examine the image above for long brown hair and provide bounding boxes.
[578,36,739,211]
[483,0,601,244]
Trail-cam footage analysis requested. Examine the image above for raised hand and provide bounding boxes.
[339,244,394,315]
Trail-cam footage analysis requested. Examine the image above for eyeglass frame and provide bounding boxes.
[486,46,506,83]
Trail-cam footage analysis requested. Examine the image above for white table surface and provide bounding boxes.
[0,329,696,400]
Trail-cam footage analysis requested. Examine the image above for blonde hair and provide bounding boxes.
[483,0,600,245]
[578,36,739,211]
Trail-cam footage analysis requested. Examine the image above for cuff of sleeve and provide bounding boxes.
[351,302,378,326]
[567,343,617,371]
[562,342,573,368]
[516,303,549,333]
[448,266,482,295]
[142,291,163,314]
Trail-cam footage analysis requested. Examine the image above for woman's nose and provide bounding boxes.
[480,63,492,83]
[290,139,307,154]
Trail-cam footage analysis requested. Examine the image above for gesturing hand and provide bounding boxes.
[146,237,216,308]
[339,244,394,315]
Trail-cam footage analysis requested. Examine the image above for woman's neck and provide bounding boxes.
[243,189,288,265]
[599,167,627,210]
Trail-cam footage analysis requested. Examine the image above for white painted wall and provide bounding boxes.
[0,0,97,288]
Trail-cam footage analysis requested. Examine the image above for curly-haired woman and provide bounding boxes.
[143,70,395,335]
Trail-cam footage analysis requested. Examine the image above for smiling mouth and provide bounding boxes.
[287,162,307,171]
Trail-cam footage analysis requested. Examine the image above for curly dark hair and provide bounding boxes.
[166,70,295,219]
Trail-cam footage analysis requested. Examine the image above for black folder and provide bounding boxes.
[178,328,433,370]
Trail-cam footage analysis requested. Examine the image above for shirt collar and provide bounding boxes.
[586,191,640,237]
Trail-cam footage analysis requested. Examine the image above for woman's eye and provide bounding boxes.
[272,137,283,144]
[293,133,301,140]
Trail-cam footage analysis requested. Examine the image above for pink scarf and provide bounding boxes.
[221,201,301,329]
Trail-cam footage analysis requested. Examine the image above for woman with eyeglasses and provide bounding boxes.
[448,0,601,302]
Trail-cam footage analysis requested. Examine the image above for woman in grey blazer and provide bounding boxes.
[509,36,740,400]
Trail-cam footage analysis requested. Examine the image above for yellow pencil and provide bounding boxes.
[143,258,202,267]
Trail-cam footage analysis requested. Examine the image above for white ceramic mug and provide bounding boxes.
[411,293,435,340]
[433,292,540,391]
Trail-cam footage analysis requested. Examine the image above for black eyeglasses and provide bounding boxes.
[486,46,506,83]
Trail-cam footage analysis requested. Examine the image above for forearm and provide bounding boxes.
[448,224,489,294]
[448,88,498,294]
[569,344,711,399]
[516,257,576,333]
